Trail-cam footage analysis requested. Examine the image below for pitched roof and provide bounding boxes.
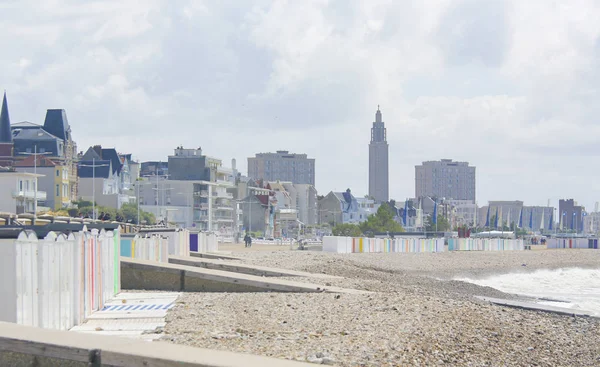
[78,160,111,178]
[81,146,102,160]
[14,155,58,167]
[0,92,11,143]
[101,148,122,175]
[43,109,71,141]
[12,127,63,141]
[12,121,41,129]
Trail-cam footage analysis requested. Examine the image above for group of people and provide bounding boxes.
[243,232,253,247]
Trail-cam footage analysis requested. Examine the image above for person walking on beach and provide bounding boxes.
[244,233,252,248]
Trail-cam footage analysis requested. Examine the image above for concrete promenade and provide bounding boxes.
[0,321,314,366]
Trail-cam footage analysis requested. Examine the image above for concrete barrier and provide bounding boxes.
[168,255,341,279]
[0,227,120,330]
[0,321,314,367]
[323,236,444,253]
[121,258,369,294]
[448,238,524,251]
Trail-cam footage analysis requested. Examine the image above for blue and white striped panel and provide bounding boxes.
[101,303,174,312]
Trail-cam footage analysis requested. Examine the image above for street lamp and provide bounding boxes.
[134,180,151,225]
[177,191,191,228]
[78,158,109,221]
[21,145,51,222]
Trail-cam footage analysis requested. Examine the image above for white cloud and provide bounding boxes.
[1,0,599,209]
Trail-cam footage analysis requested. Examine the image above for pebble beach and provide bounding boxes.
[161,248,600,366]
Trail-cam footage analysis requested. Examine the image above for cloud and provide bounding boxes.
[1,0,600,209]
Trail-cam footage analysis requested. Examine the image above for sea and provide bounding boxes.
[456,267,600,317]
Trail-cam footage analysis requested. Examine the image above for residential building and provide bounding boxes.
[288,183,318,226]
[415,159,476,201]
[0,92,14,167]
[10,108,78,202]
[0,170,46,214]
[583,212,600,235]
[14,156,70,210]
[138,147,238,238]
[368,106,389,203]
[248,151,315,185]
[446,199,478,228]
[558,199,585,231]
[140,161,168,177]
[77,146,129,209]
[318,189,373,225]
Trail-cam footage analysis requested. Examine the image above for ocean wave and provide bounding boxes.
[456,267,600,317]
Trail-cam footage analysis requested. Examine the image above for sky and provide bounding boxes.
[1,0,600,210]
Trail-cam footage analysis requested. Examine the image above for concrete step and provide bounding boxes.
[169,255,341,279]
[190,251,242,261]
[121,257,369,294]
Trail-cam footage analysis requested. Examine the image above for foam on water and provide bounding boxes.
[456,267,600,317]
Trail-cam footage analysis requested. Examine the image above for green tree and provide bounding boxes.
[426,214,450,232]
[359,205,404,236]
[119,203,155,224]
[332,223,363,237]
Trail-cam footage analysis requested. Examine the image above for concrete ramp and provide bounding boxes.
[475,296,597,318]
[121,258,369,294]
[169,255,341,279]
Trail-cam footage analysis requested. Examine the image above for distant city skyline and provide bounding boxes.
[1,1,599,210]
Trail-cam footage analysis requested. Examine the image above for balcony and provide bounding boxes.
[194,190,209,197]
[12,190,47,201]
[214,192,233,199]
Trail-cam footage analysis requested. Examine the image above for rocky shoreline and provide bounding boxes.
[161,249,600,366]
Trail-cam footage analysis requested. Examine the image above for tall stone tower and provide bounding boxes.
[368,106,389,203]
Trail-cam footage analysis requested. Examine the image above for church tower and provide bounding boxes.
[368,106,389,203]
[0,91,15,167]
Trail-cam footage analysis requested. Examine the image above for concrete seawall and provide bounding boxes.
[0,321,313,366]
[121,258,369,294]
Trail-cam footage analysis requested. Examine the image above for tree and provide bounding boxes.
[426,214,450,232]
[332,223,363,237]
[119,203,155,224]
[359,205,404,236]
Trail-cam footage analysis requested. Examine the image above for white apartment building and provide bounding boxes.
[0,171,46,214]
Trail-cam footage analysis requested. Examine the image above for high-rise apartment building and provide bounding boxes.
[248,151,315,185]
[415,159,476,201]
[368,106,389,203]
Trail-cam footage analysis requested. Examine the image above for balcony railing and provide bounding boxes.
[194,190,209,197]
[12,190,47,201]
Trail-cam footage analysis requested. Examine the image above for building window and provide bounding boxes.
[56,170,60,177]
[19,180,23,191]
[56,184,60,196]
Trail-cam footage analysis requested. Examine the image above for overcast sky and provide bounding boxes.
[2,0,600,210]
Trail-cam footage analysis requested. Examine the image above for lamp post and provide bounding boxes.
[21,145,51,222]
[78,158,109,221]
[177,191,191,228]
[134,180,151,225]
